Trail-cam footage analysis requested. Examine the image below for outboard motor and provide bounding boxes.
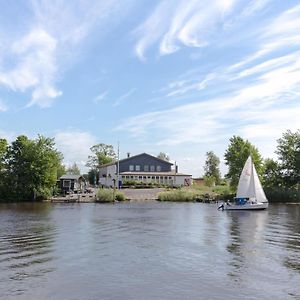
[218,203,224,211]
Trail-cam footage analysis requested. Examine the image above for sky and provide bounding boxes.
[0,0,300,177]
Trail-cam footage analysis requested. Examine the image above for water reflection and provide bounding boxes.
[226,210,268,280]
[0,202,299,300]
[0,203,56,297]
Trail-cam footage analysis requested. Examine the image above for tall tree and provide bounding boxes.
[0,139,8,196]
[276,130,300,188]
[4,135,63,201]
[263,158,281,189]
[0,138,7,172]
[204,151,221,185]
[86,143,116,170]
[224,136,263,190]
[66,163,81,175]
[157,152,170,161]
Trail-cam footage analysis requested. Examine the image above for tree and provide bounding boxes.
[157,152,170,161]
[203,151,221,185]
[86,143,116,170]
[87,168,99,185]
[66,163,81,175]
[3,135,63,201]
[263,158,281,189]
[0,139,8,196]
[224,136,263,190]
[0,139,7,172]
[276,130,300,188]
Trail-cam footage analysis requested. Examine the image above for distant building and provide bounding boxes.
[192,177,205,186]
[59,174,86,194]
[99,152,192,188]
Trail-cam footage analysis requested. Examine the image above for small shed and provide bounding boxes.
[59,174,86,194]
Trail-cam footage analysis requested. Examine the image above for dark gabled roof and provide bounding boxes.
[60,174,85,180]
[118,153,173,165]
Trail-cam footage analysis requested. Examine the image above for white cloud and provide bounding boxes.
[134,0,241,59]
[93,90,108,104]
[0,99,7,112]
[0,28,61,108]
[116,48,300,150]
[113,88,137,107]
[0,0,134,108]
[55,130,97,171]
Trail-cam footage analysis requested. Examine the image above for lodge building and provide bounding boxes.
[99,153,192,188]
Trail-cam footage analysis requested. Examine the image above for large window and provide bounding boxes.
[135,165,141,171]
[150,165,155,172]
[156,165,161,172]
[129,165,134,171]
[144,165,149,171]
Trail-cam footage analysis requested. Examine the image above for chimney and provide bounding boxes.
[127,152,130,158]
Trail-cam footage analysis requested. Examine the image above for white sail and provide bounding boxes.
[236,156,252,198]
[236,156,268,203]
[252,164,268,203]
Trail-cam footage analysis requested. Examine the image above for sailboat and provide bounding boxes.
[221,156,268,210]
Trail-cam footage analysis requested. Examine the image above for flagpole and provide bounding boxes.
[117,141,120,190]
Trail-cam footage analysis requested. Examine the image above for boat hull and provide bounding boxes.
[225,202,268,210]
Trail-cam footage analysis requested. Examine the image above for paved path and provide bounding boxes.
[122,188,164,201]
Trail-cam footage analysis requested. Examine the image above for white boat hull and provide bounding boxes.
[224,202,268,210]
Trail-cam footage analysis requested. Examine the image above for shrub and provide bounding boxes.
[96,189,115,203]
[96,189,126,203]
[158,189,204,202]
[265,187,300,203]
[115,191,126,201]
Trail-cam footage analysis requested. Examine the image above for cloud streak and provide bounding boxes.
[119,2,300,155]
[113,88,137,107]
[0,0,134,108]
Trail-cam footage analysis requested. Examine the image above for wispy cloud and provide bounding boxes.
[113,88,137,107]
[118,15,300,151]
[93,90,108,104]
[0,98,7,112]
[134,0,242,59]
[0,0,133,108]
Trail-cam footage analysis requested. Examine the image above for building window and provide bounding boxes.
[63,180,71,188]
[150,165,155,172]
[156,165,161,172]
[129,165,134,171]
[144,165,149,172]
[135,165,140,171]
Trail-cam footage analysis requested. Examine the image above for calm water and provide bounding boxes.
[0,202,299,300]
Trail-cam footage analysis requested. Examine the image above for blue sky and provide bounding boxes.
[0,0,300,176]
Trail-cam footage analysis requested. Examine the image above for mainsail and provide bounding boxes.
[236,156,252,198]
[236,156,268,203]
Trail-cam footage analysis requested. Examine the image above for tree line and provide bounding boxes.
[203,130,299,201]
[0,129,298,201]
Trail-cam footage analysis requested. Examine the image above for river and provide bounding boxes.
[0,202,299,300]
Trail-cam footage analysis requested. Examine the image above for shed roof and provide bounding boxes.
[60,174,84,180]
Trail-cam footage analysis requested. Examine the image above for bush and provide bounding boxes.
[96,189,115,203]
[96,189,126,203]
[265,187,300,203]
[158,189,204,202]
[115,191,126,201]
